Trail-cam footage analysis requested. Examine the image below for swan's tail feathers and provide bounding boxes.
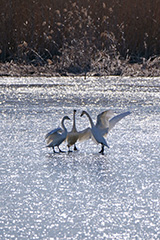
[109,111,131,131]
[102,136,110,148]
[45,127,62,139]
[104,141,110,148]
[78,127,91,142]
[46,142,53,148]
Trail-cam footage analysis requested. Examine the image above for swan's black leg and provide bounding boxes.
[74,144,78,151]
[99,144,104,154]
[52,147,56,153]
[68,146,72,153]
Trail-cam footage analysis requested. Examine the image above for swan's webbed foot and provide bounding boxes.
[59,149,65,153]
[74,144,78,151]
[68,149,73,153]
[99,150,104,155]
[52,147,58,153]
[58,147,65,153]
[67,145,73,153]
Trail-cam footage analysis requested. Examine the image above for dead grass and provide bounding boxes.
[0,0,160,76]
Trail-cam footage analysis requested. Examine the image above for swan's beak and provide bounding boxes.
[80,112,84,117]
[67,117,71,120]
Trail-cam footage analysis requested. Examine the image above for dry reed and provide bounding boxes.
[0,0,160,74]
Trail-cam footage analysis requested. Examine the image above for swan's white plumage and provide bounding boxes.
[45,127,62,142]
[108,111,131,131]
[45,110,131,153]
[78,127,91,142]
[45,116,70,152]
[96,110,114,129]
[80,110,109,153]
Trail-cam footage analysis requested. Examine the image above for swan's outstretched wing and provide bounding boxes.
[96,110,114,129]
[78,127,91,142]
[45,127,62,139]
[109,111,131,131]
[46,132,66,147]
[45,127,63,145]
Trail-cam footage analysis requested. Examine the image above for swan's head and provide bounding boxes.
[80,111,86,117]
[63,116,70,121]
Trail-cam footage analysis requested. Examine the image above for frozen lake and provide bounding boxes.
[0,76,160,239]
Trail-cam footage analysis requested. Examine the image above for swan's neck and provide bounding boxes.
[84,111,94,127]
[72,111,76,131]
[61,119,67,132]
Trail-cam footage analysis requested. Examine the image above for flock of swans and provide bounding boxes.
[45,109,131,154]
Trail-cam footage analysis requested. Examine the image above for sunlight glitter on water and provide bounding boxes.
[0,76,160,239]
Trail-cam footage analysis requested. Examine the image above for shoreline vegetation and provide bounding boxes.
[1,0,160,77]
[0,59,160,77]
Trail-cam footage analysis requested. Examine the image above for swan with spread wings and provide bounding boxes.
[80,110,110,154]
[80,109,131,153]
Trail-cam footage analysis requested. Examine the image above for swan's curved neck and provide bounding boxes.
[61,119,67,132]
[84,111,94,127]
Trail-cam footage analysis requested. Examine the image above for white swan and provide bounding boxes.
[45,116,70,153]
[66,110,79,151]
[66,109,91,152]
[80,110,109,154]
[80,110,131,153]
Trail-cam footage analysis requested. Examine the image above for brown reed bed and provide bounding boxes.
[0,0,160,76]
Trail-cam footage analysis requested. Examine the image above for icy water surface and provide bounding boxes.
[0,76,160,239]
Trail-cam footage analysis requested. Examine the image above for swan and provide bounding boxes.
[80,110,131,153]
[45,116,70,153]
[66,109,80,151]
[80,110,109,154]
[66,109,91,152]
